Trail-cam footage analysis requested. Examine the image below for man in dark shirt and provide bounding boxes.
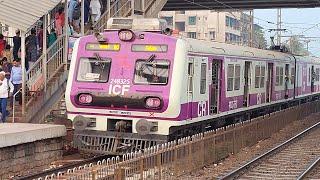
[13,30,21,60]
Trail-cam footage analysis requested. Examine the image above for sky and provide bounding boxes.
[254,8,320,56]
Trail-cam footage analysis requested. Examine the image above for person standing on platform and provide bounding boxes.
[3,45,13,63]
[26,28,38,70]
[13,30,21,61]
[68,0,81,34]
[55,7,65,36]
[10,59,22,107]
[0,34,6,58]
[90,0,101,24]
[84,0,91,25]
[0,71,13,123]
[48,28,57,47]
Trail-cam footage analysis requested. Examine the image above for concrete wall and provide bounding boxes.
[0,137,64,179]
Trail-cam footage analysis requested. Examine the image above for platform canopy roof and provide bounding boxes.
[163,0,320,10]
[0,0,61,32]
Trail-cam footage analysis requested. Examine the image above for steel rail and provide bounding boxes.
[297,156,320,180]
[15,154,113,180]
[219,121,320,180]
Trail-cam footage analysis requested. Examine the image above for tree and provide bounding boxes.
[286,36,309,55]
[253,24,267,49]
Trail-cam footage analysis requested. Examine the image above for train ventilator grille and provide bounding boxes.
[73,132,167,155]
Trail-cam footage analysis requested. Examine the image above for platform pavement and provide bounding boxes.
[0,123,66,148]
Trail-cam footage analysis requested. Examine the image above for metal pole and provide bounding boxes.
[81,0,85,35]
[131,0,135,16]
[277,8,282,46]
[107,0,111,19]
[21,32,26,116]
[43,14,48,92]
[64,0,69,71]
[250,10,254,47]
[142,0,145,17]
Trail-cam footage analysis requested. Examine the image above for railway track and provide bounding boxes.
[15,154,113,180]
[298,156,320,179]
[219,121,320,180]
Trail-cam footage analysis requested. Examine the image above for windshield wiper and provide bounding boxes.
[140,54,156,72]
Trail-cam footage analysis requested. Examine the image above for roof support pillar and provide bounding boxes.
[43,14,48,92]
[81,0,85,35]
[21,31,26,116]
[64,0,69,71]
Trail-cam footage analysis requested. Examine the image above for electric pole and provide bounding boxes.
[249,10,254,47]
[277,8,282,45]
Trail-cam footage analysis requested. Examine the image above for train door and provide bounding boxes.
[266,63,273,102]
[210,60,221,114]
[187,57,194,120]
[243,61,251,107]
[311,65,315,93]
[285,64,290,98]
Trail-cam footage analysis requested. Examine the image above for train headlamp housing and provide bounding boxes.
[145,97,162,109]
[78,94,93,104]
[118,29,135,41]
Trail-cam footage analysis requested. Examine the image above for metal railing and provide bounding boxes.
[25,34,65,107]
[89,0,133,34]
[50,100,320,179]
[46,35,65,80]
[12,88,22,123]
[144,0,168,18]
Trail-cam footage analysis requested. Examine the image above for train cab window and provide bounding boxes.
[134,60,170,85]
[77,57,111,83]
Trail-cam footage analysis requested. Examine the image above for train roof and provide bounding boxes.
[183,38,320,64]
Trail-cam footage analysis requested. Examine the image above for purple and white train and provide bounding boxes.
[66,18,320,154]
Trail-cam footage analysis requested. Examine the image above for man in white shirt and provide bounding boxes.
[0,71,14,123]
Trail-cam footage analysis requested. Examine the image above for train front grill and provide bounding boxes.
[73,131,166,155]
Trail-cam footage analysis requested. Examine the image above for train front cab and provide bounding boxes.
[65,28,189,154]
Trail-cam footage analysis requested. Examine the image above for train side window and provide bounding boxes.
[280,67,284,85]
[227,64,235,91]
[77,57,111,83]
[291,67,295,84]
[255,65,265,88]
[308,68,311,82]
[255,65,261,88]
[234,65,241,90]
[200,63,207,94]
[188,62,193,93]
[316,68,320,82]
[260,66,265,88]
[134,59,170,85]
[276,67,280,86]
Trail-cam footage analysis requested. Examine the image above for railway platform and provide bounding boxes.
[0,123,66,178]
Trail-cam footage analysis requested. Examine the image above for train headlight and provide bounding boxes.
[118,29,135,41]
[145,97,161,109]
[78,94,93,104]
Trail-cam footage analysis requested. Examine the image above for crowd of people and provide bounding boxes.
[0,0,110,122]
[67,0,105,35]
[0,32,24,123]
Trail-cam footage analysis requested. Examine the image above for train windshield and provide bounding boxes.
[77,56,111,83]
[134,59,170,85]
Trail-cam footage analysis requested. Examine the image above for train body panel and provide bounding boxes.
[65,19,320,154]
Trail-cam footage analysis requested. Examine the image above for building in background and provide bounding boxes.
[159,10,267,49]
